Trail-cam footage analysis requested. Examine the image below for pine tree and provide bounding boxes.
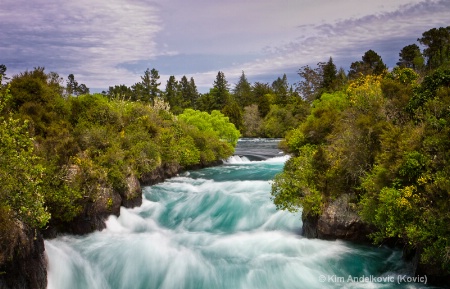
[321,57,337,92]
[149,68,161,104]
[164,75,181,113]
[212,71,230,110]
[140,68,161,104]
[272,74,289,105]
[233,71,253,107]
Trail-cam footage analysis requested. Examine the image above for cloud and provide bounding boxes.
[0,0,162,86]
[183,0,450,90]
[1,0,449,92]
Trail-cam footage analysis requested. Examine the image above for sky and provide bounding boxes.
[1,0,449,92]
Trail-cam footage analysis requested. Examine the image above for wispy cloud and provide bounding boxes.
[1,0,448,91]
[1,0,162,86]
[184,0,450,89]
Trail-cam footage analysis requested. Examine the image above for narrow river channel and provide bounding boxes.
[45,138,431,289]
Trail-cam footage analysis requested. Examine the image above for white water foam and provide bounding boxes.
[223,155,252,164]
[223,154,290,164]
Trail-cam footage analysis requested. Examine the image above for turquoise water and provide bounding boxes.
[45,139,434,289]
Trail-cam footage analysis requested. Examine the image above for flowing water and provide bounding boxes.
[46,139,435,289]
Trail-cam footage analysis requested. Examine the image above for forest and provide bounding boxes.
[0,25,449,278]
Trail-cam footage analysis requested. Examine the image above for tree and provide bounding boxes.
[179,76,198,109]
[164,75,183,114]
[212,71,230,109]
[321,57,337,92]
[189,77,199,107]
[66,74,78,96]
[77,84,90,95]
[66,74,90,96]
[363,49,388,75]
[335,67,348,91]
[242,104,262,137]
[140,69,152,102]
[418,26,450,69]
[262,104,298,138]
[196,92,215,112]
[272,74,289,105]
[348,50,387,79]
[104,84,133,101]
[149,68,161,102]
[252,82,272,117]
[397,44,424,70]
[221,100,243,132]
[0,64,8,85]
[295,63,324,102]
[178,109,240,146]
[233,71,253,107]
[140,68,161,103]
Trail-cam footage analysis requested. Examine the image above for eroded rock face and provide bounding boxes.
[120,173,142,208]
[0,222,47,289]
[302,194,372,243]
[50,167,143,235]
[66,185,123,234]
[140,162,182,186]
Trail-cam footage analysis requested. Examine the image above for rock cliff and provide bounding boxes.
[1,159,226,289]
[0,222,47,289]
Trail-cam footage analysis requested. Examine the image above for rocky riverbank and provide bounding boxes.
[301,194,450,287]
[0,159,223,289]
[301,194,373,243]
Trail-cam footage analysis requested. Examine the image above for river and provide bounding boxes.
[45,138,434,289]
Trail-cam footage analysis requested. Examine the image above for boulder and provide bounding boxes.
[120,173,142,208]
[302,194,372,243]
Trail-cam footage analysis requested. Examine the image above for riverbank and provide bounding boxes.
[0,155,226,289]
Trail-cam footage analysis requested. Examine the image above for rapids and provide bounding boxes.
[45,139,433,289]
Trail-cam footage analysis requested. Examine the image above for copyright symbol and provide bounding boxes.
[319,275,326,282]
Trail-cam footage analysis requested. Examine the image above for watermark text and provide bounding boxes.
[318,274,427,285]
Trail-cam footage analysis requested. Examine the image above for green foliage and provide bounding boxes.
[178,109,240,146]
[348,50,387,79]
[274,41,450,271]
[221,100,243,131]
[397,44,424,70]
[386,67,419,85]
[242,104,263,137]
[418,26,450,69]
[41,164,83,223]
[0,87,50,229]
[1,68,238,238]
[300,91,350,144]
[283,127,306,153]
[271,145,323,215]
[261,104,298,138]
[233,71,253,107]
[66,74,89,96]
[321,57,337,93]
[407,68,450,113]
